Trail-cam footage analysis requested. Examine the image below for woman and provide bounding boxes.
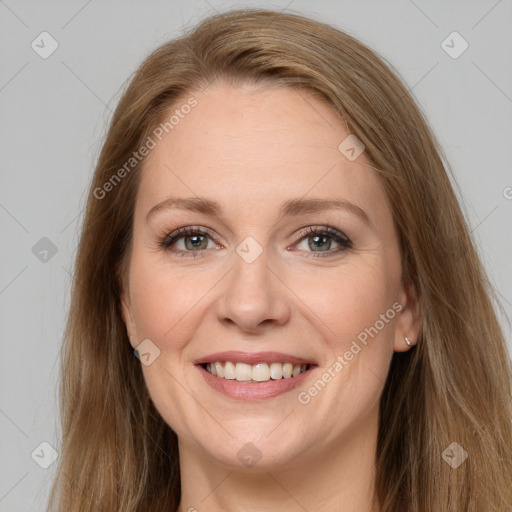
[46,8,512,512]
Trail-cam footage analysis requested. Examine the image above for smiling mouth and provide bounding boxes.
[202,361,312,383]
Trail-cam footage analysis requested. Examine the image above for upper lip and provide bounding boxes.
[194,351,316,366]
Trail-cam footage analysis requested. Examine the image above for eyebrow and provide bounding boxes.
[145,196,371,225]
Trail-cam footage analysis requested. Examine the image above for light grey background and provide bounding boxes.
[1,0,511,510]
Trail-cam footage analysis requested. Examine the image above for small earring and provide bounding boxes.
[404,336,412,347]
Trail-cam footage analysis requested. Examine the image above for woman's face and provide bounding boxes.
[121,81,420,469]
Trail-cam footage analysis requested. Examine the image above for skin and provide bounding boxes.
[120,81,422,512]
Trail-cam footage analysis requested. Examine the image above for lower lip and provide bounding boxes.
[197,364,316,400]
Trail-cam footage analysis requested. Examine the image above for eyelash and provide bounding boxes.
[159,225,353,259]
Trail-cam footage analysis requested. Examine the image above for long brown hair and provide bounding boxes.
[46,8,512,511]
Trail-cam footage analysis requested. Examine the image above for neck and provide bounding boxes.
[176,407,380,512]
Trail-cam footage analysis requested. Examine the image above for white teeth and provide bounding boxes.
[269,362,282,380]
[235,362,252,381]
[283,362,293,379]
[224,361,236,380]
[214,361,224,378]
[252,363,270,382]
[204,361,309,382]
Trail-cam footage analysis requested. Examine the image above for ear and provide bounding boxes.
[117,263,137,349]
[393,278,422,353]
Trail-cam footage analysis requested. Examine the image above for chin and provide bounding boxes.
[194,430,309,471]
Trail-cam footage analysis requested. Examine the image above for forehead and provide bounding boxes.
[136,82,386,218]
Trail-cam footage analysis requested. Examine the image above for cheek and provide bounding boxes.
[316,258,398,346]
[128,250,211,343]
[127,252,211,435]
[290,261,399,441]
[309,260,398,408]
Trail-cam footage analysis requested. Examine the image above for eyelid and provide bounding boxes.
[161,225,221,247]
[293,225,351,244]
[289,225,352,257]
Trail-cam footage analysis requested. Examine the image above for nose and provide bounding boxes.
[215,247,291,333]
